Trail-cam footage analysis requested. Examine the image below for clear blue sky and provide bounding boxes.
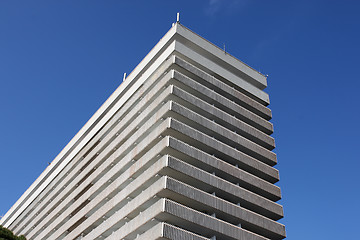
[1,1,359,239]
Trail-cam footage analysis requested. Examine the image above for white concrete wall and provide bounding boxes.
[1,23,285,240]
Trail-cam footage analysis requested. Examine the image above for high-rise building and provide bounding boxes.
[1,22,286,240]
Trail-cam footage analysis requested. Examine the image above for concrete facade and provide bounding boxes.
[0,23,286,240]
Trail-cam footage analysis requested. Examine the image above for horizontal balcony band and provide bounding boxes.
[167,137,282,205]
[169,101,277,166]
[170,70,273,134]
[167,83,275,150]
[168,82,274,150]
[166,118,279,184]
[172,55,272,120]
[161,177,285,239]
[173,40,270,105]
[161,155,283,220]
[173,24,268,91]
[136,222,211,240]
[107,198,269,240]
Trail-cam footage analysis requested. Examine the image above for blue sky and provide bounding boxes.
[1,1,359,239]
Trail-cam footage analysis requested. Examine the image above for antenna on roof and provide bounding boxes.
[176,12,180,23]
[223,43,226,54]
[123,73,127,81]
